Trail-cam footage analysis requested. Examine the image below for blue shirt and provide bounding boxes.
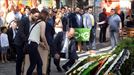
[108,14,121,31]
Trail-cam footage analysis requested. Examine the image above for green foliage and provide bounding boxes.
[113,38,134,54]
[80,61,99,75]
[77,0,89,9]
[112,38,134,75]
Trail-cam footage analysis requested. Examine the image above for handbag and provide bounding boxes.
[23,20,41,54]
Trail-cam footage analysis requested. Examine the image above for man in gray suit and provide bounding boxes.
[83,7,96,50]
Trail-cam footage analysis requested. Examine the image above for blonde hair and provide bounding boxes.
[56,11,62,19]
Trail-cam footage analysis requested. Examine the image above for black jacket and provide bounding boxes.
[99,12,108,28]
[45,18,55,53]
[53,32,78,59]
[7,28,15,47]
[14,16,30,46]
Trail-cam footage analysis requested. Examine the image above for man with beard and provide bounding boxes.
[14,8,40,75]
[26,8,49,75]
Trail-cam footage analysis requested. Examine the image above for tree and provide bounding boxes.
[56,0,60,8]
[77,0,88,9]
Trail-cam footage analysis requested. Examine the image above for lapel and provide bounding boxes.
[9,28,14,38]
[61,32,66,47]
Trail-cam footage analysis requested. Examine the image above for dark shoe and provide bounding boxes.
[47,72,50,75]
[99,41,103,43]
[62,65,68,71]
[47,71,50,75]
[57,67,62,72]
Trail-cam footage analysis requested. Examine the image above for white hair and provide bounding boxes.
[38,4,45,12]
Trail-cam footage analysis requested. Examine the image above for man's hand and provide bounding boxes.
[54,53,60,59]
[75,60,78,63]
[119,29,122,35]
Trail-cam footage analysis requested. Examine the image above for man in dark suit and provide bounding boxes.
[53,28,78,72]
[14,14,29,75]
[68,7,83,52]
[45,10,55,75]
[61,7,69,31]
[74,7,83,28]
[7,20,18,61]
[14,15,30,75]
[14,8,39,75]
[68,7,83,28]
[21,6,31,19]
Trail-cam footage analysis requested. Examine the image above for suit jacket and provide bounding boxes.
[53,32,78,59]
[14,16,30,46]
[68,12,83,28]
[75,13,83,28]
[83,13,93,29]
[45,18,55,53]
[7,28,15,47]
[62,14,69,31]
[68,13,77,28]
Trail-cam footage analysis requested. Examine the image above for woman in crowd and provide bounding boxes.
[54,9,63,34]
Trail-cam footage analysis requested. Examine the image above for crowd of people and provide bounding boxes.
[0,2,132,75]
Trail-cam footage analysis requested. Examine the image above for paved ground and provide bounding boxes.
[0,28,112,75]
[0,62,15,75]
[0,42,111,75]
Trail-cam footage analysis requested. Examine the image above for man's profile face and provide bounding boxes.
[88,8,92,13]
[31,13,39,22]
[68,28,75,39]
[103,8,106,12]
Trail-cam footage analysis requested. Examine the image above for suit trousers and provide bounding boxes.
[54,53,75,68]
[47,44,54,74]
[53,53,65,68]
[26,42,43,75]
[89,27,96,50]
[16,45,24,75]
[63,59,75,68]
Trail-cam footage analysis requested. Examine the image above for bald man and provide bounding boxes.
[53,28,78,72]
